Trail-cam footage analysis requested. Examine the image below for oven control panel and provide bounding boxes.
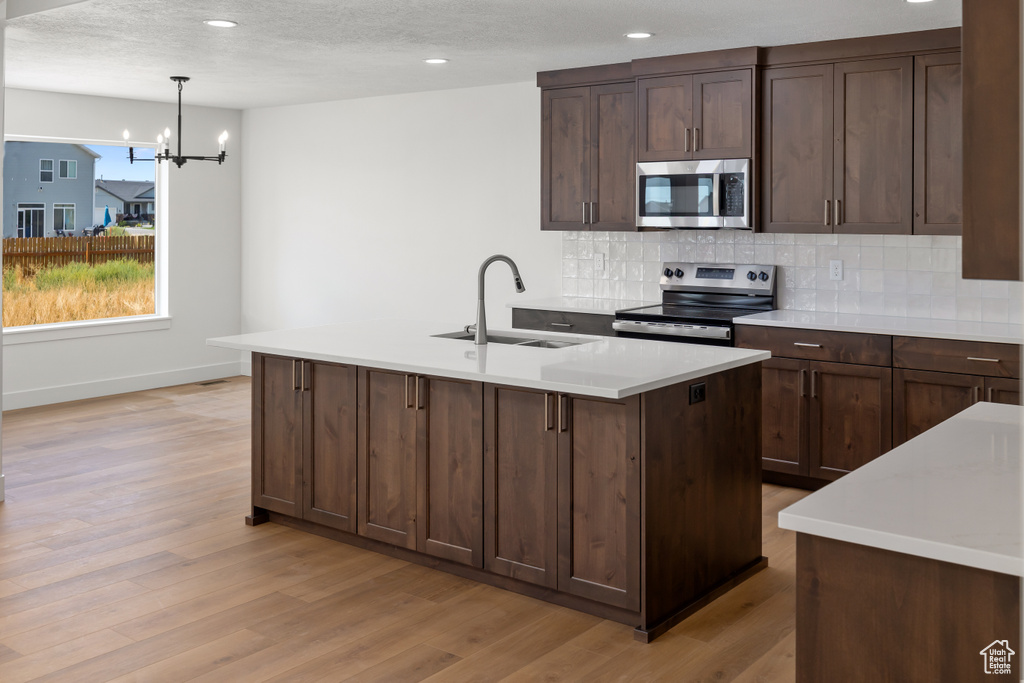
[659,262,776,293]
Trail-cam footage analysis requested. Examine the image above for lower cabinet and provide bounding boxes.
[893,370,1021,445]
[358,368,484,565]
[252,354,358,531]
[483,385,641,610]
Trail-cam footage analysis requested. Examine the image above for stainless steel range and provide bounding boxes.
[613,263,777,346]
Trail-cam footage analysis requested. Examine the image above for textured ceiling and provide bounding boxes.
[6,0,960,110]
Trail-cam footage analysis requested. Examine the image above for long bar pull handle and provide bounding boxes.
[799,369,807,398]
[693,127,700,152]
[582,203,587,225]
[292,360,299,391]
[794,342,823,348]
[416,376,424,410]
[684,127,691,153]
[973,385,982,404]
[824,200,831,226]
[544,393,553,431]
[558,394,568,432]
[810,370,817,399]
[589,202,595,225]
[549,322,573,329]
[834,199,841,227]
[301,361,308,392]
[987,386,994,402]
[967,357,1001,363]
[405,375,412,408]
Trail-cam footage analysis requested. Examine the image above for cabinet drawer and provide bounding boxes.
[893,336,1021,378]
[512,309,615,337]
[735,325,892,366]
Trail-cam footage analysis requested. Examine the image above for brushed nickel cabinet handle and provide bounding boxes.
[415,376,422,410]
[589,202,595,225]
[799,368,807,398]
[405,374,412,408]
[292,360,299,391]
[824,200,831,226]
[794,342,823,348]
[582,203,587,225]
[973,385,982,403]
[834,199,842,226]
[558,394,568,432]
[684,127,691,153]
[987,386,994,402]
[300,361,307,392]
[544,393,552,431]
[810,370,818,398]
[549,322,573,328]
[693,127,700,152]
[967,357,1001,363]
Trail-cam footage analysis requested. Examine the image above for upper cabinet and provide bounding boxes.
[540,80,636,231]
[914,53,963,235]
[962,0,1021,281]
[638,69,753,161]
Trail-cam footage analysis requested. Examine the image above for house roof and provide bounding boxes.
[95,179,155,202]
[75,144,101,159]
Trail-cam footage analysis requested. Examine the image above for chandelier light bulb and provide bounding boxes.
[157,134,163,144]
[164,127,172,139]
[122,129,130,142]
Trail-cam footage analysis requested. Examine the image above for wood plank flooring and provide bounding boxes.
[0,377,809,682]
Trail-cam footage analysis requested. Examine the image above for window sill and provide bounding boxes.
[2,315,172,345]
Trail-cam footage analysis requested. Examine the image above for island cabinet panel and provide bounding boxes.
[833,57,914,235]
[557,394,641,611]
[418,376,484,567]
[252,355,303,518]
[914,53,963,235]
[358,368,419,549]
[483,386,559,588]
[760,357,809,476]
[303,362,358,532]
[808,361,892,480]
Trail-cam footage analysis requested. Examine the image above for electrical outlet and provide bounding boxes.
[829,259,843,281]
[689,382,706,404]
[594,253,606,271]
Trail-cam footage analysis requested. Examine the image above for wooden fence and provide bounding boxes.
[2,236,155,274]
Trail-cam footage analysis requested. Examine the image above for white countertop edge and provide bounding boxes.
[207,337,770,399]
[778,512,1024,578]
[736,312,1023,345]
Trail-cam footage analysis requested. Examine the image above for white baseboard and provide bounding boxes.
[2,360,245,411]
[240,358,252,377]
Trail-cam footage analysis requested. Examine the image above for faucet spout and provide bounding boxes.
[475,255,526,345]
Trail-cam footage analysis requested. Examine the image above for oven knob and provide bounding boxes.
[674,268,684,278]
[664,268,673,277]
[746,270,757,281]
[759,271,769,281]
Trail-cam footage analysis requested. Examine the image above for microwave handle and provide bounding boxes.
[712,174,721,217]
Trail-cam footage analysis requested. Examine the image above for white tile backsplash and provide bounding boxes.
[561,231,1023,322]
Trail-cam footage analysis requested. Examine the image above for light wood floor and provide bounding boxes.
[0,377,809,682]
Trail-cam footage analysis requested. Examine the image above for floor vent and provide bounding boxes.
[197,380,228,387]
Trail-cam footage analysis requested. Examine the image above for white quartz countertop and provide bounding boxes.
[208,319,769,399]
[737,310,1023,345]
[779,402,1023,577]
[509,297,657,315]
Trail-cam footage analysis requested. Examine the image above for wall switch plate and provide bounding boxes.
[829,259,843,281]
[594,253,606,271]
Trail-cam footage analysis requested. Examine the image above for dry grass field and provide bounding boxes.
[2,261,154,327]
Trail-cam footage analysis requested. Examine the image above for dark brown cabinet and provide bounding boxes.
[638,69,752,161]
[359,368,484,565]
[913,53,962,235]
[762,58,913,234]
[541,82,635,231]
[483,385,640,609]
[251,354,357,532]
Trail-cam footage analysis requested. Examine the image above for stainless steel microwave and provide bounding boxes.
[636,159,751,229]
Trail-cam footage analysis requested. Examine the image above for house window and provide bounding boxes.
[16,203,45,238]
[58,160,77,179]
[53,203,75,234]
[39,159,53,182]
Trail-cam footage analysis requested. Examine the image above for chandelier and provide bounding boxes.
[123,77,228,168]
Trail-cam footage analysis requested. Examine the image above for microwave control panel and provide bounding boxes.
[721,174,746,217]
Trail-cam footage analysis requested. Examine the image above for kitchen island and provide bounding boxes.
[779,402,1022,681]
[209,320,770,641]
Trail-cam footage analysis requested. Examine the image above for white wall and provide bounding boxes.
[3,89,243,409]
[241,81,561,340]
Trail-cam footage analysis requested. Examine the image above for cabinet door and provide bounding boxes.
[985,377,1021,406]
[358,369,419,549]
[760,357,810,476]
[809,362,892,480]
[833,58,914,234]
[638,75,693,161]
[484,385,558,588]
[589,82,636,231]
[893,369,980,446]
[418,376,484,567]
[252,354,303,517]
[557,394,640,610]
[541,87,591,230]
[692,69,752,160]
[761,65,834,234]
[914,53,963,235]
[303,361,358,532]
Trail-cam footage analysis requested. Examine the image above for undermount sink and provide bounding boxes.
[432,330,587,349]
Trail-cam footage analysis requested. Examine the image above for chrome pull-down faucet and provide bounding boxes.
[475,255,526,345]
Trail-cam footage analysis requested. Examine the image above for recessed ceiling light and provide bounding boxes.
[424,58,449,64]
[625,32,653,39]
[204,19,238,28]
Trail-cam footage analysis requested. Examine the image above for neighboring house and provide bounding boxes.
[95,179,155,225]
[3,141,99,238]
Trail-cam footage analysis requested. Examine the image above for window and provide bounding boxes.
[39,159,53,182]
[53,203,75,234]
[58,159,77,179]
[17,203,45,238]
